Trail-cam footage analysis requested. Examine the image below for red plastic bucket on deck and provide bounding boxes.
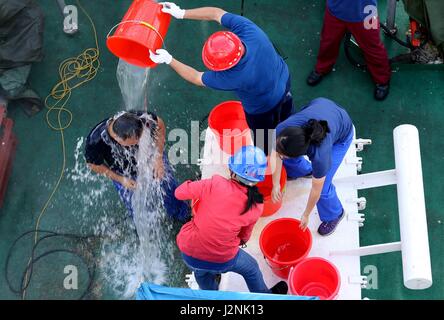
[257,166,287,217]
[208,101,252,155]
[259,218,312,279]
[107,0,171,68]
[289,257,341,300]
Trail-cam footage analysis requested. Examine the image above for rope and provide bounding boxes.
[21,0,100,299]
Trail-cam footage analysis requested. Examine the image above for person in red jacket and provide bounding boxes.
[175,146,287,294]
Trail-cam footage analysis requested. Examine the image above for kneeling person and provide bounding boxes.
[84,111,190,222]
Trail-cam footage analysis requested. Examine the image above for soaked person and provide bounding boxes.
[271,98,354,236]
[84,111,190,222]
[175,146,288,294]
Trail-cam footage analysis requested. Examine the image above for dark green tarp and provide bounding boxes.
[402,0,444,53]
[0,0,44,116]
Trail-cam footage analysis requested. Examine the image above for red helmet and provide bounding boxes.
[202,31,245,71]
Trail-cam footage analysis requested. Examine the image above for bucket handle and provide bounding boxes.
[106,20,167,49]
[263,256,292,271]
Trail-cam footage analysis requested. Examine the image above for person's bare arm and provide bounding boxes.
[169,58,204,86]
[271,149,284,203]
[183,7,226,24]
[300,177,326,230]
[88,163,136,189]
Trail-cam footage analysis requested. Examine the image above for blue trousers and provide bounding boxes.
[283,131,354,222]
[183,249,271,294]
[112,157,190,223]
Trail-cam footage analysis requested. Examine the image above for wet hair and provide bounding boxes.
[276,119,330,158]
[231,172,264,215]
[112,112,144,140]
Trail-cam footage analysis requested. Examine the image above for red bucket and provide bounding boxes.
[257,166,287,217]
[289,257,341,300]
[107,0,171,68]
[208,101,252,155]
[259,218,312,279]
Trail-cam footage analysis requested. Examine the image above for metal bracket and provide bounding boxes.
[346,156,363,172]
[354,139,372,152]
[348,197,367,211]
[349,275,368,288]
[347,212,366,227]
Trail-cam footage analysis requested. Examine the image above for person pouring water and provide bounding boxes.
[271,98,354,236]
[150,2,294,155]
[175,146,288,294]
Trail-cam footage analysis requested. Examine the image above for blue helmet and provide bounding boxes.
[228,146,268,184]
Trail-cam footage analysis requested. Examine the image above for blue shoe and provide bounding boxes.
[317,211,345,236]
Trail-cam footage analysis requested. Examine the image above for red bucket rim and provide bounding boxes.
[106,36,156,68]
[289,257,341,299]
[259,218,313,266]
[258,167,287,202]
[208,101,249,137]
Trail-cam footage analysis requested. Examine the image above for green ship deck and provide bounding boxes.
[0,0,443,300]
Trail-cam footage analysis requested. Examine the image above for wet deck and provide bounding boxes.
[0,0,443,299]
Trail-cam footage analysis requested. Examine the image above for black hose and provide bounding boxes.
[5,217,128,300]
[344,32,368,71]
[5,229,98,299]
[380,23,415,50]
[344,21,418,70]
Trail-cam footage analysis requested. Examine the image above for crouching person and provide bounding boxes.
[84,111,190,222]
[175,146,287,294]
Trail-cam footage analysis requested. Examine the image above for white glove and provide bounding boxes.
[160,2,186,19]
[149,49,173,65]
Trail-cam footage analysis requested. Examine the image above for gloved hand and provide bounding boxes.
[160,2,185,19]
[149,49,173,65]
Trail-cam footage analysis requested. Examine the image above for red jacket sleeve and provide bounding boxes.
[174,179,210,201]
[238,221,256,244]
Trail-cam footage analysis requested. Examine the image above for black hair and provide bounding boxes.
[276,119,330,158]
[112,112,144,140]
[231,172,264,215]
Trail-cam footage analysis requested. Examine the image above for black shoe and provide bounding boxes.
[374,83,390,101]
[306,70,323,86]
[270,281,288,295]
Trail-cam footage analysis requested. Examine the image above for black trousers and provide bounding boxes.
[245,83,294,156]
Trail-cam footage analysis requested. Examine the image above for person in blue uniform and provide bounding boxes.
[84,111,190,222]
[150,3,294,155]
[271,98,354,236]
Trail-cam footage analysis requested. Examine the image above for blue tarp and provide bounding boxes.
[136,283,318,300]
